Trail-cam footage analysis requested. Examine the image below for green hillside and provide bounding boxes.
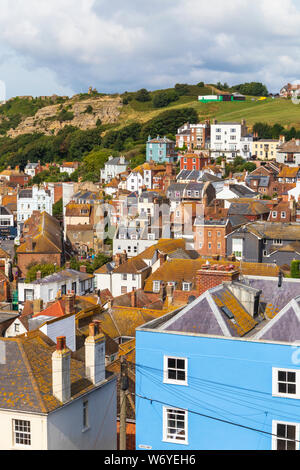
[120,95,300,131]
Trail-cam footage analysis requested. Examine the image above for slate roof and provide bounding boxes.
[161,284,257,338]
[228,185,257,198]
[243,221,300,240]
[26,268,93,285]
[253,299,300,342]
[0,330,114,413]
[228,201,270,216]
[17,212,63,254]
[242,278,300,319]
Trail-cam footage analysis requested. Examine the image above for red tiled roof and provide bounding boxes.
[32,299,65,319]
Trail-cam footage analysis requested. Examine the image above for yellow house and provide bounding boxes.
[251,139,280,160]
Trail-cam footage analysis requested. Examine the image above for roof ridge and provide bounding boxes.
[17,338,48,414]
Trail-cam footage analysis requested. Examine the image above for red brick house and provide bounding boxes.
[180,153,211,172]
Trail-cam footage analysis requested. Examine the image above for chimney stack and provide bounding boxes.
[33,298,43,315]
[197,265,240,295]
[85,321,106,385]
[80,265,87,273]
[66,261,71,269]
[52,336,71,403]
[36,270,42,280]
[131,288,136,308]
[65,293,75,315]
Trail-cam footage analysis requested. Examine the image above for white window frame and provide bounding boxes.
[163,406,188,445]
[272,420,300,450]
[163,356,188,386]
[272,368,300,399]
[182,282,192,292]
[13,419,31,447]
[153,281,161,293]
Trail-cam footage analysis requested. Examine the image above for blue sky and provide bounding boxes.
[1,0,300,99]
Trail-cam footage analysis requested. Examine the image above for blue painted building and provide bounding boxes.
[136,274,300,450]
[146,135,177,163]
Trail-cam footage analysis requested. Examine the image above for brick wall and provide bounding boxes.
[197,266,240,295]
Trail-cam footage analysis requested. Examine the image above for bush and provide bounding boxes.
[135,88,151,102]
[291,260,300,278]
[25,263,60,283]
[57,109,74,122]
[152,90,179,108]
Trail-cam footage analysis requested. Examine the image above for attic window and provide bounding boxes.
[153,281,161,293]
[221,306,236,323]
[182,282,192,292]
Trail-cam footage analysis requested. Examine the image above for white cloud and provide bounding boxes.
[1,0,300,97]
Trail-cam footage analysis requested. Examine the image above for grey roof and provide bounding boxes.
[106,157,127,166]
[246,175,270,188]
[0,206,12,216]
[167,249,200,260]
[25,268,93,285]
[229,185,257,197]
[253,297,300,343]
[18,189,32,199]
[25,163,39,169]
[243,278,300,314]
[228,215,249,227]
[161,284,257,338]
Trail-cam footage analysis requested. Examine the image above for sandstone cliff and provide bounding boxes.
[5,95,123,138]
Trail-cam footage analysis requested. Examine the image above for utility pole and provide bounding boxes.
[120,356,129,450]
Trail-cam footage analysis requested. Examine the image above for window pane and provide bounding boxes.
[168,369,177,380]
[278,371,286,382]
[287,440,296,451]
[288,384,296,394]
[277,439,286,450]
[177,359,185,370]
[168,358,176,369]
[277,424,286,438]
[177,370,186,381]
[278,383,287,393]
[288,372,296,382]
[287,425,296,440]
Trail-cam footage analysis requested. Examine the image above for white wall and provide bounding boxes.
[0,409,47,450]
[40,315,76,351]
[47,378,117,450]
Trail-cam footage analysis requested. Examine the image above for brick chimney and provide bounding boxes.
[85,321,106,385]
[65,293,75,315]
[159,252,166,267]
[196,264,240,295]
[66,261,71,269]
[131,288,136,308]
[52,336,71,403]
[36,270,42,280]
[80,265,87,273]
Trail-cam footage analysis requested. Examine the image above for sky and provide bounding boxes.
[1,0,300,99]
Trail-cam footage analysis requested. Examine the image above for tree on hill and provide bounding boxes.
[135,88,151,102]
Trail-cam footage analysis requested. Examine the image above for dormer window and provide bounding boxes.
[182,282,192,292]
[153,281,161,293]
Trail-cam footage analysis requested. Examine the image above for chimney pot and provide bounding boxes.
[56,336,66,351]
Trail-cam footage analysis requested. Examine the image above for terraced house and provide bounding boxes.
[136,269,300,450]
[0,327,117,450]
[226,221,300,265]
